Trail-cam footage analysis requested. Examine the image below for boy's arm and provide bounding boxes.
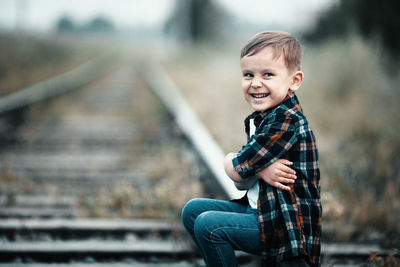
[224,153,257,190]
[257,159,297,191]
[233,113,299,181]
[224,153,243,182]
[225,153,296,191]
[233,177,258,190]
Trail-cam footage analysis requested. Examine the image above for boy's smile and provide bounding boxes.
[240,47,303,111]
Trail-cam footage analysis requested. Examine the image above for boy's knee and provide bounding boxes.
[193,211,220,241]
[182,198,198,217]
[193,212,210,239]
[181,198,202,227]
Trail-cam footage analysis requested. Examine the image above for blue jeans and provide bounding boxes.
[181,198,262,267]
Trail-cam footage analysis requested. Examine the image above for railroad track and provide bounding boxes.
[0,55,253,266]
[0,55,396,266]
[0,218,190,263]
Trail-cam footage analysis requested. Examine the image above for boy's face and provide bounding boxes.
[240,47,303,111]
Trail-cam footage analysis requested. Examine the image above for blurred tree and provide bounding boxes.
[85,16,115,33]
[164,0,229,44]
[56,15,77,33]
[55,15,115,34]
[304,0,400,59]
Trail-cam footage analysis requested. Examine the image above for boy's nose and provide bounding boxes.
[251,79,262,88]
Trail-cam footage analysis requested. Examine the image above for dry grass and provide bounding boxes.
[0,32,107,97]
[76,145,203,220]
[161,45,252,153]
[161,35,400,242]
[301,37,400,236]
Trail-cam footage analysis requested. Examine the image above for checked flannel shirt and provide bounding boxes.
[232,94,322,266]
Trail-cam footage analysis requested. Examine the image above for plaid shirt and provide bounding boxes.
[232,94,322,266]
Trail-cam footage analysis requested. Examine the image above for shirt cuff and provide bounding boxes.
[232,153,253,180]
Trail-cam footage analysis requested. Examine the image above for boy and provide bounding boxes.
[182,31,321,267]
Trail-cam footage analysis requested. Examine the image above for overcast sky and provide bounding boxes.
[0,0,337,32]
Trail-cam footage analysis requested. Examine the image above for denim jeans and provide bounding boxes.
[181,198,262,267]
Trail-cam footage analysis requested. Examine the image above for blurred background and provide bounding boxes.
[0,0,399,253]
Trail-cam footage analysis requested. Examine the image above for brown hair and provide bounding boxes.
[241,31,302,72]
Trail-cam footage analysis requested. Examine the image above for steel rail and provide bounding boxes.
[0,53,116,115]
[138,61,245,200]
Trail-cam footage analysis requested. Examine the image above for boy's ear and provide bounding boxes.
[289,71,304,92]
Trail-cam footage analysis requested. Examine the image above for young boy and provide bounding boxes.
[182,31,321,267]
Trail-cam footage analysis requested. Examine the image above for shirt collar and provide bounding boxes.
[244,93,300,131]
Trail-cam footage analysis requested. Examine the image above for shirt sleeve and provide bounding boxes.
[232,114,298,180]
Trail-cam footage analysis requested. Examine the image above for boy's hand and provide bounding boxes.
[258,159,296,191]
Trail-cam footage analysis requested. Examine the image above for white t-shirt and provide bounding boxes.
[247,118,259,209]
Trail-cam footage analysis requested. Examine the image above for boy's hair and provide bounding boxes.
[241,31,302,72]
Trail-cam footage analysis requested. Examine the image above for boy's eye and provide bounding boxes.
[243,73,253,78]
[264,73,273,77]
